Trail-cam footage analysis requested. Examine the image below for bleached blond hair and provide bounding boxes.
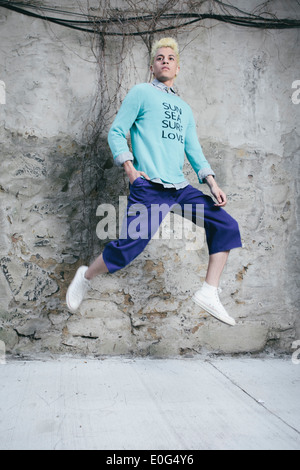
[150,37,180,65]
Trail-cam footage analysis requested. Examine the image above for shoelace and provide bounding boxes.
[212,289,230,314]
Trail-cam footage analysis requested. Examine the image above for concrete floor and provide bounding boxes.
[0,355,299,450]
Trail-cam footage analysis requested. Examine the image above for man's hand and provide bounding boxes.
[123,160,150,185]
[205,175,227,207]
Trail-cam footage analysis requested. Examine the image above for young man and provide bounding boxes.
[66,38,242,326]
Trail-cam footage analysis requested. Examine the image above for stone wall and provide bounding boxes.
[0,1,299,357]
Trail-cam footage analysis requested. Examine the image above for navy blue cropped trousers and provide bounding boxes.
[103,177,242,273]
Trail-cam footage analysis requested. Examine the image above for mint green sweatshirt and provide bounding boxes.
[108,82,214,185]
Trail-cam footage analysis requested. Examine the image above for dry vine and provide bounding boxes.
[77,0,196,261]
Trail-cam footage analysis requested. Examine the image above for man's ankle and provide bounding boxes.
[203,281,218,290]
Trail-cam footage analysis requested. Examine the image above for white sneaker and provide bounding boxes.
[192,282,236,326]
[66,266,90,313]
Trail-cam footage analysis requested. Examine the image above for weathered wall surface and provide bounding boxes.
[0,2,299,358]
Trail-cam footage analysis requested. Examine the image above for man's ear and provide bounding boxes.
[150,66,156,79]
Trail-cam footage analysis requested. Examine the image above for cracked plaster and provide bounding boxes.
[0,4,299,357]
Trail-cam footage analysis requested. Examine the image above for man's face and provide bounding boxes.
[151,47,180,84]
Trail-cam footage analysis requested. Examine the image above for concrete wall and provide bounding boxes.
[0,1,299,357]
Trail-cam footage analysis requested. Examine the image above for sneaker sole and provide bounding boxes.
[192,295,236,326]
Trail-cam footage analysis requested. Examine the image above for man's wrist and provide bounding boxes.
[114,152,134,167]
[123,160,133,169]
[123,160,137,181]
[123,160,134,174]
[205,174,217,188]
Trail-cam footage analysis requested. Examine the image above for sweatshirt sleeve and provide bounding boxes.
[108,86,141,167]
[184,109,215,184]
